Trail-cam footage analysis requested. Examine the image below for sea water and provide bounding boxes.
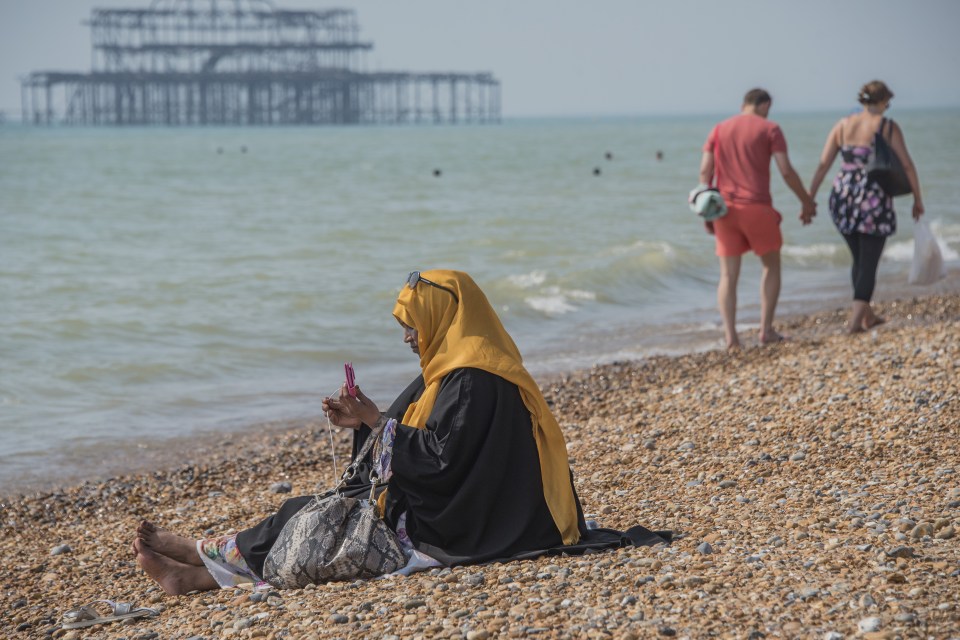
[2,110,959,492]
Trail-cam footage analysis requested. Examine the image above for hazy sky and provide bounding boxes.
[2,0,958,119]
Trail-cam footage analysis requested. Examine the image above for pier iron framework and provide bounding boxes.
[21,0,500,126]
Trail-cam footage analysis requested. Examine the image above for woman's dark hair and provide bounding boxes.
[858,80,894,105]
[743,88,772,106]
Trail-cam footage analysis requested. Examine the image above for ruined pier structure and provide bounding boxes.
[22,0,500,126]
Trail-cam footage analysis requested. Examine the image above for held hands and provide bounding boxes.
[322,383,381,430]
[800,199,817,226]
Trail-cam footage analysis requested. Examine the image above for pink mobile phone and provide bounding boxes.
[344,362,357,397]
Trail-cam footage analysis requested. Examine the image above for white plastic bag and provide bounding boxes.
[908,219,946,285]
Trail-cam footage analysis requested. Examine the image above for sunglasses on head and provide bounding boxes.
[406,271,459,303]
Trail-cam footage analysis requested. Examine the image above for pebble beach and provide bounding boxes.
[3,293,958,640]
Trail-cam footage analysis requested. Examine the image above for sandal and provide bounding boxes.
[62,599,158,629]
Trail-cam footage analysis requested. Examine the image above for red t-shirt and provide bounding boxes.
[704,113,787,206]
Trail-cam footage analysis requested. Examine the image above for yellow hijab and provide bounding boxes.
[393,270,580,545]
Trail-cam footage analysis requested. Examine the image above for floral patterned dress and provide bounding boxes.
[829,145,896,236]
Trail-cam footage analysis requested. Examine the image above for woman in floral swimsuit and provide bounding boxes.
[808,80,925,333]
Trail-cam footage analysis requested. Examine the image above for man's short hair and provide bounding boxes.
[743,88,772,107]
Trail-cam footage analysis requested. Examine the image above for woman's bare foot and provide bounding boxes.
[846,302,886,333]
[845,324,865,335]
[134,539,218,595]
[137,520,204,566]
[759,330,787,345]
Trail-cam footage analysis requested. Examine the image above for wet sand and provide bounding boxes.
[2,293,958,639]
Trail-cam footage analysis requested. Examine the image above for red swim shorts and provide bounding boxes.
[713,202,783,257]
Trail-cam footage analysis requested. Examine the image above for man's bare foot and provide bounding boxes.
[726,340,742,351]
[845,324,865,335]
[134,539,218,595]
[863,315,886,330]
[759,330,787,345]
[137,520,204,566]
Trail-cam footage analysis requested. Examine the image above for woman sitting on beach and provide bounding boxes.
[807,80,925,333]
[133,270,667,594]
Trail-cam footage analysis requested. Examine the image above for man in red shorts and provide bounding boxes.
[699,88,817,349]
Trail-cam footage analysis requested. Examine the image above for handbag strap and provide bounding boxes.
[333,414,388,491]
[876,117,891,143]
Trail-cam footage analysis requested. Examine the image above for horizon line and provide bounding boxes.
[1,104,958,126]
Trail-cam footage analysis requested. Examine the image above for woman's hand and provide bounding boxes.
[913,199,924,220]
[322,384,381,430]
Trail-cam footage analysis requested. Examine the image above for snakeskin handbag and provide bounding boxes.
[262,419,405,589]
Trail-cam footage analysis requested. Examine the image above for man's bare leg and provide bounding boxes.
[718,255,742,349]
[134,539,218,595]
[758,250,783,344]
[137,520,204,566]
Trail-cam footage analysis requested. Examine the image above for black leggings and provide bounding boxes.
[842,233,886,302]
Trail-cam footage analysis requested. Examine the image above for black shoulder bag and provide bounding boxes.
[866,117,912,196]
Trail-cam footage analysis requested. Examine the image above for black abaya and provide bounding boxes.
[236,368,669,578]
[380,367,570,565]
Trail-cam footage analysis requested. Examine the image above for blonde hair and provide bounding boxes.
[858,80,894,105]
